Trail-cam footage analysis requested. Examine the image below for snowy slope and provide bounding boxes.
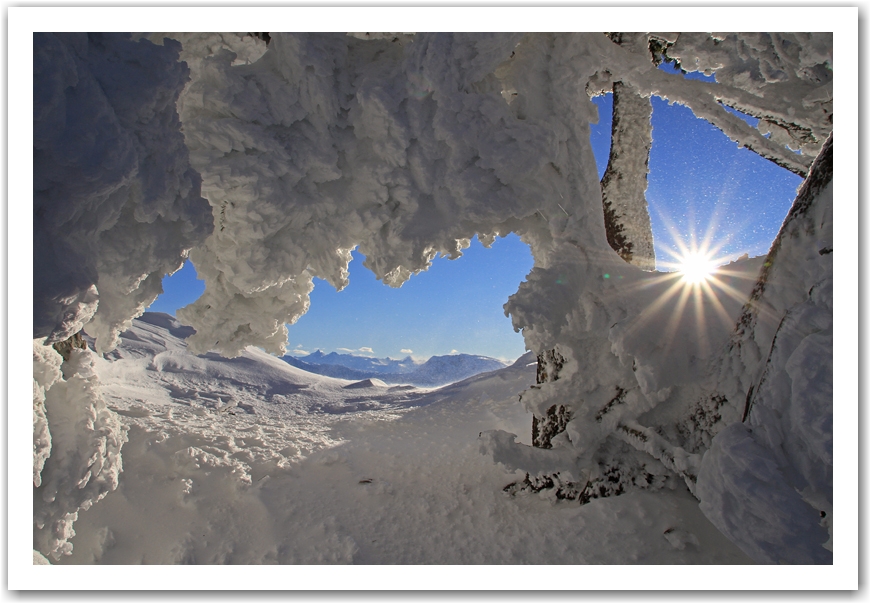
[53,314,749,564]
[90,313,428,464]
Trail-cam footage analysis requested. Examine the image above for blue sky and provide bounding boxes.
[591,63,803,268]
[149,64,802,361]
[287,234,533,361]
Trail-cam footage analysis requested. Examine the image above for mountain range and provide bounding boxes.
[282,350,509,387]
[299,350,420,374]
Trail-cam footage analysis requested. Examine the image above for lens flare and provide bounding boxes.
[678,252,717,284]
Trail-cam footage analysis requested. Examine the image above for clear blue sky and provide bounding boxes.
[287,234,533,361]
[149,63,802,360]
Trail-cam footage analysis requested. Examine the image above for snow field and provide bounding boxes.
[54,316,749,565]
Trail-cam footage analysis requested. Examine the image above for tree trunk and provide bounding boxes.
[600,81,656,271]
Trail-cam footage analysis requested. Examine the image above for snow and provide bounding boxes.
[19,14,858,587]
[343,378,388,389]
[661,33,833,155]
[32,341,126,559]
[696,423,829,564]
[48,314,750,565]
[599,77,656,271]
[33,33,212,351]
[696,136,834,562]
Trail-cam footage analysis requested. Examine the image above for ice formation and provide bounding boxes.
[32,32,834,563]
[599,80,655,271]
[598,34,656,271]
[32,340,126,559]
[34,33,213,351]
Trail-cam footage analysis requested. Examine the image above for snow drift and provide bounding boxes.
[48,314,749,564]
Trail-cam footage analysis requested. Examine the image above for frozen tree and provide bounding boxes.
[33,32,213,559]
[599,80,655,271]
[597,33,656,271]
[33,32,833,563]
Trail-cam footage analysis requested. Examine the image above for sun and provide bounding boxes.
[678,251,717,284]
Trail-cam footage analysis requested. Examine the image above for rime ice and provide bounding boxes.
[32,32,834,566]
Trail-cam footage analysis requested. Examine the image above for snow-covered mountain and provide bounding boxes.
[401,353,508,386]
[46,313,749,565]
[283,351,508,387]
[299,350,420,374]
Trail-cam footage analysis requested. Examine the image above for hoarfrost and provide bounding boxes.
[32,32,834,564]
[33,346,127,560]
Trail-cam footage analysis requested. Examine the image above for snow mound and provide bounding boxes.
[343,378,388,389]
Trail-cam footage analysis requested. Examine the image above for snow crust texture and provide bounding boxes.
[32,32,834,564]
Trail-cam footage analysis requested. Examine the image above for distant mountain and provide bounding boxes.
[282,355,385,382]
[283,351,509,388]
[129,315,509,388]
[399,354,509,387]
[303,350,420,374]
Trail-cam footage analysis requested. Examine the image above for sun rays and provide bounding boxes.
[599,214,765,364]
[676,251,718,284]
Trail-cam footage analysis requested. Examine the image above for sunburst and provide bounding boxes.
[677,251,718,284]
[614,207,763,361]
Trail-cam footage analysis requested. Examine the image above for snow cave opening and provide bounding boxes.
[284,233,535,364]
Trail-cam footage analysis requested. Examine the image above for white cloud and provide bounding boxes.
[449,349,459,355]
[337,348,354,353]
[292,349,310,356]
[295,344,303,349]
[358,347,374,354]
[400,349,413,354]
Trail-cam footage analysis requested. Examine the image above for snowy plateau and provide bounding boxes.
[28,30,845,579]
